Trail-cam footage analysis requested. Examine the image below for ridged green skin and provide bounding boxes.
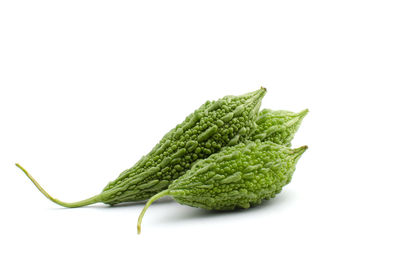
[166,140,307,210]
[250,109,308,146]
[100,88,266,205]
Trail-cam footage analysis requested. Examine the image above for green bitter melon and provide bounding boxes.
[137,140,307,233]
[16,88,267,207]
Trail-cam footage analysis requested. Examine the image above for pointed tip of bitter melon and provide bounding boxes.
[297,108,308,121]
[292,145,308,162]
[240,87,267,100]
[296,109,309,123]
[299,108,309,117]
[284,108,309,134]
[15,163,101,208]
[258,86,267,97]
[292,108,309,123]
[246,87,267,113]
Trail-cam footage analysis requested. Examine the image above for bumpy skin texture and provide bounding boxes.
[250,109,308,146]
[100,88,266,205]
[167,140,307,210]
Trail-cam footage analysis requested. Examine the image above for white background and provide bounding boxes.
[1,1,399,264]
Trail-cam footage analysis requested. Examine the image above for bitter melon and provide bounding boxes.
[137,140,307,233]
[16,88,266,207]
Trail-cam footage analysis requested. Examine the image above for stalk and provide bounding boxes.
[137,190,170,234]
[16,163,101,208]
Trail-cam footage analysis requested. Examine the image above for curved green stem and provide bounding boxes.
[15,163,101,208]
[137,190,170,234]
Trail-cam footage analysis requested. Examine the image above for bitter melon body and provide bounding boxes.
[16,88,267,207]
[137,140,307,233]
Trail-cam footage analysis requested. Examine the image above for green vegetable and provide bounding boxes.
[251,109,308,146]
[16,88,266,207]
[137,140,307,233]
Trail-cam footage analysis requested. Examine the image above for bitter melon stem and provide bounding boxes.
[15,163,101,208]
[137,189,170,234]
